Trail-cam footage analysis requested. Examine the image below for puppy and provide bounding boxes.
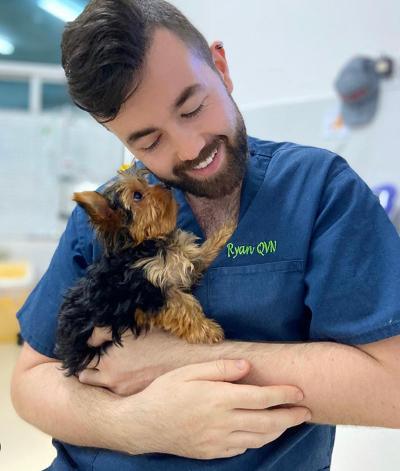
[55,171,234,376]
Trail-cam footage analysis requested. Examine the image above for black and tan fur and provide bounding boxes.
[55,170,234,375]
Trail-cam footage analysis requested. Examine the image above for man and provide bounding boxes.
[11,0,400,470]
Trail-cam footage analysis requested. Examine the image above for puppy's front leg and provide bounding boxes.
[152,289,224,344]
[194,222,236,272]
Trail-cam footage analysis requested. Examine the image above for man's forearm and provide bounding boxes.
[190,339,400,428]
[11,361,145,454]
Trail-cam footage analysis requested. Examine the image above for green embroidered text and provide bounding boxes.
[227,241,277,258]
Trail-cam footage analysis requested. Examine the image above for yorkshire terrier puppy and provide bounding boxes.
[55,170,234,376]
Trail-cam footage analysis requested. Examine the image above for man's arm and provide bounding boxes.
[10,342,138,452]
[80,330,400,429]
[200,336,400,428]
[11,341,311,459]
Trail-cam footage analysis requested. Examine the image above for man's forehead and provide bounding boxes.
[106,29,213,134]
[109,70,210,137]
[148,28,193,60]
[143,28,213,87]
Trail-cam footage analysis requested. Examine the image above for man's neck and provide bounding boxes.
[185,184,242,238]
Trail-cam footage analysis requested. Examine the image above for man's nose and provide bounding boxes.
[172,131,206,162]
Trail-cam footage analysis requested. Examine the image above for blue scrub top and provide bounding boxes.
[17,136,400,470]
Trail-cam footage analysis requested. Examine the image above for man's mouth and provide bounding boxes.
[187,142,223,177]
[192,146,219,170]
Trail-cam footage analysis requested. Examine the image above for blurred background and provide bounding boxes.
[0,0,399,470]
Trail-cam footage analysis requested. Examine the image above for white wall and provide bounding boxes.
[170,2,400,470]
[172,0,400,106]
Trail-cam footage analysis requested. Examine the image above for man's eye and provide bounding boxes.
[143,136,161,152]
[141,103,204,153]
[182,104,204,119]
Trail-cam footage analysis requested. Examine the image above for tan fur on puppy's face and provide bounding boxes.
[74,174,178,252]
[116,174,178,244]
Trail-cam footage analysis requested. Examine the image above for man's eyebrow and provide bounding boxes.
[173,83,203,109]
[126,83,204,146]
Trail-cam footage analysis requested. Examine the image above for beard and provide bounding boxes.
[147,100,248,199]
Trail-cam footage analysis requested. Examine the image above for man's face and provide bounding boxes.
[106,28,248,199]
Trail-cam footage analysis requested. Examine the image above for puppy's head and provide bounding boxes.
[73,172,178,252]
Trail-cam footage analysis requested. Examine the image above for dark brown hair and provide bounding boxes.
[61,0,215,122]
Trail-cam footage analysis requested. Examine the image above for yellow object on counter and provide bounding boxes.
[0,294,28,343]
[0,262,33,343]
[0,262,29,279]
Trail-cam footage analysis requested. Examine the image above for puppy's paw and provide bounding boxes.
[213,221,236,248]
[223,219,237,237]
[185,318,224,344]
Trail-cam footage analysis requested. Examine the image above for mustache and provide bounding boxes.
[174,137,225,174]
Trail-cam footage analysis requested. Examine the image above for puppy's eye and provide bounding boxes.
[133,191,143,201]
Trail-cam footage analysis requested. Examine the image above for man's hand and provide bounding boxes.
[118,358,311,459]
[79,330,312,458]
[79,327,187,395]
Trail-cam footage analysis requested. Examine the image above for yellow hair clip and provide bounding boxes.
[119,163,132,172]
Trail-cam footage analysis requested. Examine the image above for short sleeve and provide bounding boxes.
[17,206,96,358]
[305,162,400,344]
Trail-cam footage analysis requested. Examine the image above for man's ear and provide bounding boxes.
[210,41,233,93]
[73,191,121,233]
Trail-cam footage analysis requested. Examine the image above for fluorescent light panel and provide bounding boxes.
[37,0,83,22]
[0,36,15,55]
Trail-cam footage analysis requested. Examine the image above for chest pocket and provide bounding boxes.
[206,260,308,342]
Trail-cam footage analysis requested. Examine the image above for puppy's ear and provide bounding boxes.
[73,191,121,233]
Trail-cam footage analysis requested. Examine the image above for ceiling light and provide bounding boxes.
[37,0,83,22]
[0,36,15,55]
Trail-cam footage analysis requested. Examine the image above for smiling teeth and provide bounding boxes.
[193,149,218,170]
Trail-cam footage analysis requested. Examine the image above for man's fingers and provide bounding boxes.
[228,430,285,450]
[231,407,312,434]
[88,327,113,347]
[221,448,248,458]
[164,359,250,383]
[85,356,102,369]
[225,384,305,410]
[78,368,106,387]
